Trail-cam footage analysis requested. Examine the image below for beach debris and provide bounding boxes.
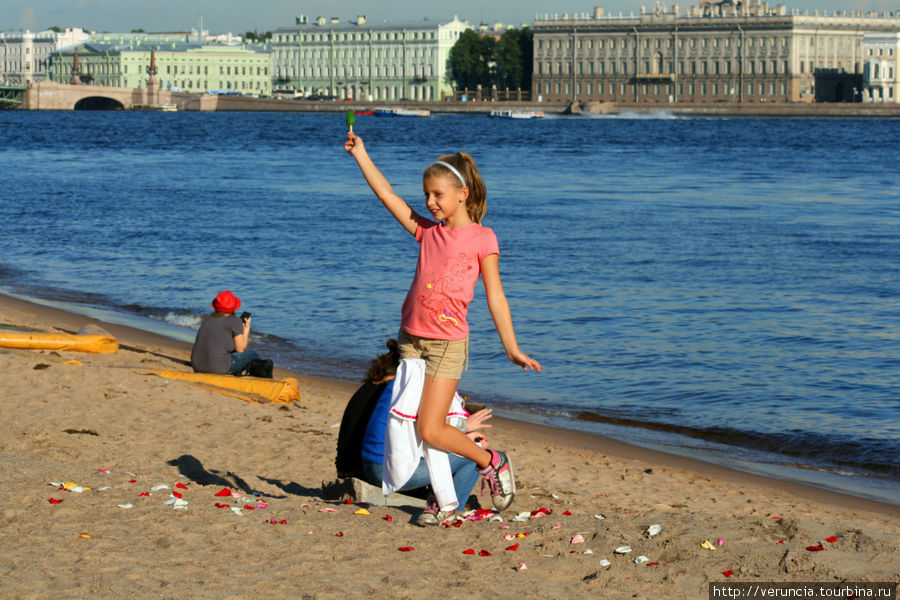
[151,484,170,492]
[504,533,516,541]
[163,494,188,510]
[329,423,340,428]
[598,559,612,568]
[479,550,492,557]
[97,486,111,491]
[645,524,662,537]
[553,522,563,530]
[97,469,110,474]
[701,540,717,550]
[489,515,503,522]
[230,507,243,516]
[571,534,586,545]
[319,508,338,513]
[506,543,520,551]
[516,532,531,538]
[583,549,594,555]
[63,360,82,366]
[48,498,63,504]
[397,547,414,552]
[512,511,532,522]
[58,482,89,493]
[634,555,650,565]
[723,570,734,577]
[117,503,134,509]
[78,532,92,539]
[517,562,528,571]
[614,546,632,554]
[463,549,476,555]
[717,537,726,546]
[594,514,606,520]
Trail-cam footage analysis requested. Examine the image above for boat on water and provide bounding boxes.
[131,103,179,112]
[489,109,544,120]
[373,107,431,118]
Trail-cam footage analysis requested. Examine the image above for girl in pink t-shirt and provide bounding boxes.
[345,131,541,519]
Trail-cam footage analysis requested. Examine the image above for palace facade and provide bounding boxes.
[532,1,900,104]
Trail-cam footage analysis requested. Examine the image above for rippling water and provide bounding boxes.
[1,110,897,502]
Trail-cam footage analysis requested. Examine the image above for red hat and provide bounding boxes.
[212,290,240,313]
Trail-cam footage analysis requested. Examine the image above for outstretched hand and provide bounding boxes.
[344,131,364,156]
[508,348,542,372]
[465,408,493,433]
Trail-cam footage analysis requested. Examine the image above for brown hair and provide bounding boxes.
[423,152,487,224]
[365,338,400,383]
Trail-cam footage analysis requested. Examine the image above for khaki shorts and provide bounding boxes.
[398,329,468,380]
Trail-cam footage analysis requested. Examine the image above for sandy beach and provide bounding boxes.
[0,292,896,600]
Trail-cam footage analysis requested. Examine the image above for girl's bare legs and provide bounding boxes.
[416,376,493,470]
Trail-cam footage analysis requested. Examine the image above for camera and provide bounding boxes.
[240,311,251,322]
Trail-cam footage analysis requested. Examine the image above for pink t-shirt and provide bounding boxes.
[401,218,500,341]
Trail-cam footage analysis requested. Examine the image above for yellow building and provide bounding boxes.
[532,1,900,104]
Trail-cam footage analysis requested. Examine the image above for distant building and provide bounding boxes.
[48,40,272,96]
[863,32,899,102]
[269,14,470,100]
[532,1,900,104]
[0,28,89,84]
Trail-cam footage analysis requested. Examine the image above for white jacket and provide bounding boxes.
[382,358,467,511]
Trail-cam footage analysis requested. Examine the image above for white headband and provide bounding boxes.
[433,160,467,187]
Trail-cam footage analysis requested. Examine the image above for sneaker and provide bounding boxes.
[480,450,516,511]
[416,494,452,527]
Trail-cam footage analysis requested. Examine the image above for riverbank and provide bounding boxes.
[1,290,896,599]
[209,94,900,118]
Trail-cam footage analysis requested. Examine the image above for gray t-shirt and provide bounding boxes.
[190,314,243,374]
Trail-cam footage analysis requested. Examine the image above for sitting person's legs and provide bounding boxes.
[228,349,261,375]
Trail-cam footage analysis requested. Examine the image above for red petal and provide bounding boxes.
[452,520,463,528]
[462,549,475,555]
[505,543,519,551]
[479,550,492,557]
[172,491,182,499]
[777,540,784,544]
[243,504,256,510]
[279,520,287,524]
[825,536,838,543]
[648,562,659,566]
[214,503,229,508]
[175,483,188,490]
[723,570,734,577]
[398,547,414,552]
[335,532,344,537]
[384,515,393,522]
[128,479,137,484]
[49,498,63,504]
[344,499,353,504]
[214,488,232,497]
[806,545,824,551]
[138,492,150,497]
[562,510,572,516]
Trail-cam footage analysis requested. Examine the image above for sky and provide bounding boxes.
[2,0,895,34]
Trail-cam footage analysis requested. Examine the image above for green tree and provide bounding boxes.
[244,31,272,43]
[448,29,495,91]
[495,29,524,89]
[48,25,62,32]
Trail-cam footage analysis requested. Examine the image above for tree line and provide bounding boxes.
[447,27,533,92]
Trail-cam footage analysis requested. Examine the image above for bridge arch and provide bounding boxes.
[74,96,125,110]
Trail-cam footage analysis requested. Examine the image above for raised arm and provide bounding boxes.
[481,254,542,372]
[344,132,419,236]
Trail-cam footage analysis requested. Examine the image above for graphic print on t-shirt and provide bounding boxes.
[416,251,477,329]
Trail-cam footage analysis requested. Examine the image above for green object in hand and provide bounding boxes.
[346,110,355,132]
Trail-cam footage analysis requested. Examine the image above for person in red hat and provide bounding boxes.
[190,290,260,375]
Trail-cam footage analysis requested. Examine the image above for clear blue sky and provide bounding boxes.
[3,0,894,34]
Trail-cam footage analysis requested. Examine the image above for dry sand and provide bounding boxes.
[0,293,897,599]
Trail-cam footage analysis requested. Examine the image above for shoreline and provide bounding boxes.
[2,289,898,598]
[2,289,895,517]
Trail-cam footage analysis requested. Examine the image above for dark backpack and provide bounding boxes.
[247,359,274,379]
[335,380,388,478]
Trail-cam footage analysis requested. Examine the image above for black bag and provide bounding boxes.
[335,380,388,478]
[247,358,274,379]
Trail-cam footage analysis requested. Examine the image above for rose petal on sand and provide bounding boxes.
[335,532,344,537]
[504,533,516,541]
[806,545,824,551]
[172,491,182,499]
[516,532,531,538]
[825,536,839,543]
[97,469,110,474]
[214,488,232,497]
[723,570,734,577]
[384,515,393,522]
[398,547,414,552]
[78,532,92,539]
[230,507,243,516]
[553,523,563,530]
[634,555,649,565]
[614,546,632,554]
[214,503,229,508]
[506,543,519,551]
[49,498,63,504]
[243,504,256,510]
[583,549,594,555]
[175,483,188,490]
[319,508,338,513]
[598,559,612,568]
[562,510,572,516]
[138,492,150,497]
[570,534,585,545]
[717,537,726,546]
[647,561,659,566]
[354,508,370,515]
[463,549,475,555]
[646,524,662,537]
[594,514,606,520]
[517,562,528,571]
[701,540,717,550]
[150,484,170,492]
[479,550,492,557]
[117,503,133,509]
[279,520,287,524]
